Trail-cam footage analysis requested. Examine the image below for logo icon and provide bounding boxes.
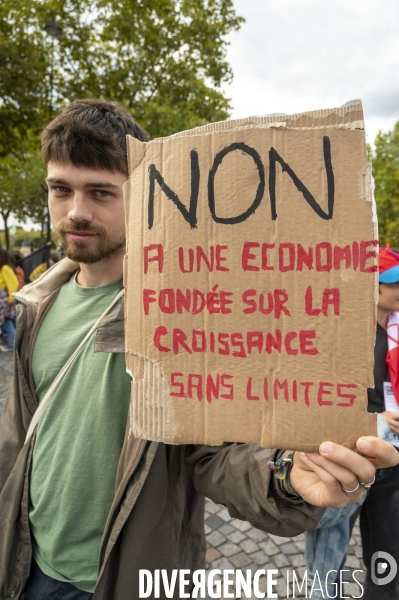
[371,552,397,586]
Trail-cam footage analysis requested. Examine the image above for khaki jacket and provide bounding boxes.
[0,259,323,600]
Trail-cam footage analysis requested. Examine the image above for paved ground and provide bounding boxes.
[204,498,365,599]
[0,350,366,598]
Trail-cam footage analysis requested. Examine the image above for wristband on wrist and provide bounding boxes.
[268,452,300,497]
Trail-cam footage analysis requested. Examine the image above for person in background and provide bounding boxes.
[0,249,18,351]
[12,253,26,291]
[360,246,399,599]
[305,493,365,598]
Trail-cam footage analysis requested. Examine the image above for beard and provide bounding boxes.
[55,221,126,264]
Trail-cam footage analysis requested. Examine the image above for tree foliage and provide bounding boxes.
[372,121,399,247]
[0,3,48,156]
[1,0,243,142]
[0,0,243,244]
[0,139,46,250]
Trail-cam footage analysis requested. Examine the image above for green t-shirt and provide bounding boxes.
[29,275,131,592]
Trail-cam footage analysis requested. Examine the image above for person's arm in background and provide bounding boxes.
[381,410,399,433]
[368,325,399,434]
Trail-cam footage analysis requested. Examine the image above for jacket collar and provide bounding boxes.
[14,257,79,305]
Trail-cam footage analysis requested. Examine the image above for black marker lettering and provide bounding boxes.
[148,150,200,229]
[269,136,334,220]
[208,143,265,225]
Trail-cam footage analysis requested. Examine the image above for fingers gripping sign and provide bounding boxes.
[290,449,367,508]
[289,436,399,508]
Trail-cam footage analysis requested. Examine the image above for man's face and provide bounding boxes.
[379,282,399,313]
[47,161,127,264]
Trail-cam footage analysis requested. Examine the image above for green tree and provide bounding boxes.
[372,121,399,246]
[0,4,48,157]
[1,0,243,140]
[0,140,46,251]
[1,0,243,236]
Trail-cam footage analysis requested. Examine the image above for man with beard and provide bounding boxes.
[0,99,397,600]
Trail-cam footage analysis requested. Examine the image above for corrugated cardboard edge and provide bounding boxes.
[157,101,364,140]
[359,163,379,391]
[124,102,364,166]
[127,354,179,442]
[126,136,147,176]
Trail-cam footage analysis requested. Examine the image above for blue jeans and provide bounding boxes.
[1,316,15,348]
[305,497,366,598]
[22,560,93,600]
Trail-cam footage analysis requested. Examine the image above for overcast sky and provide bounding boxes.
[223,0,399,145]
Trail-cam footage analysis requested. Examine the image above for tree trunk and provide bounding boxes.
[0,211,10,251]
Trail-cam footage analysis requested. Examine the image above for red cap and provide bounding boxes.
[379,247,399,283]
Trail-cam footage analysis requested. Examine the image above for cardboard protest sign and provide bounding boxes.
[124,101,377,451]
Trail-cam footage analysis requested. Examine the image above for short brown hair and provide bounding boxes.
[0,249,12,269]
[41,99,150,177]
